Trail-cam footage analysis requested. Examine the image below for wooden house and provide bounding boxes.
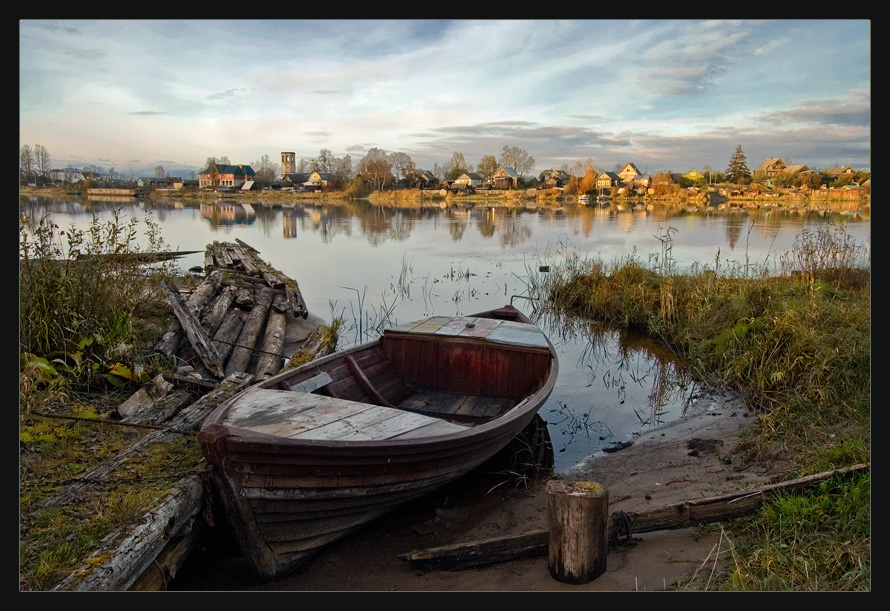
[540,169,569,189]
[491,167,520,189]
[596,171,620,190]
[753,158,786,179]
[413,170,437,189]
[617,163,642,184]
[453,172,483,188]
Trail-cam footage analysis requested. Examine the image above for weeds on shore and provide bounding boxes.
[528,221,870,591]
[19,210,177,404]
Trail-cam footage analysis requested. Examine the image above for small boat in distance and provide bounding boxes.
[198,304,559,579]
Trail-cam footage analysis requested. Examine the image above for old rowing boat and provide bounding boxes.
[197,304,558,579]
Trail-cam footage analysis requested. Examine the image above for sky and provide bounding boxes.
[19,19,871,179]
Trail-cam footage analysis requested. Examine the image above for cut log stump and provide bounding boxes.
[546,480,609,585]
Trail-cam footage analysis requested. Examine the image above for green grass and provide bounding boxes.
[528,221,870,591]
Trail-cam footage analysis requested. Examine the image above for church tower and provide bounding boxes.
[281,152,296,176]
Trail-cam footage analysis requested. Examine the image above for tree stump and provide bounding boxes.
[546,480,609,584]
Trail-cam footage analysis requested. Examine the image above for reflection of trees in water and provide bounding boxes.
[534,311,693,435]
[724,214,745,250]
[499,210,533,248]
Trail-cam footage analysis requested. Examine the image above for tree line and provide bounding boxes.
[20,143,868,192]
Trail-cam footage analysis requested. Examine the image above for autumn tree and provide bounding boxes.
[359,148,393,191]
[476,155,499,181]
[499,146,535,178]
[726,145,751,185]
[578,159,599,194]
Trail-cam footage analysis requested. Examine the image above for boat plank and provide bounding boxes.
[287,404,409,439]
[331,409,462,440]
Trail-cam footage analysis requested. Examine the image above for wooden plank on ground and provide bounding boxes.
[398,463,869,571]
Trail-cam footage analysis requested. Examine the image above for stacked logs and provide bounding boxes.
[155,240,309,384]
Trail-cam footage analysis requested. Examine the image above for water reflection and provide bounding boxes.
[533,310,693,465]
[19,195,870,473]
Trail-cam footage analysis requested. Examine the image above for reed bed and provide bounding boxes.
[525,222,870,591]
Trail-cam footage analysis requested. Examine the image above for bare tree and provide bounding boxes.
[34,145,51,183]
[389,152,415,184]
[251,154,279,180]
[20,145,34,183]
[358,148,393,191]
[499,146,535,178]
[155,165,166,179]
[332,154,353,185]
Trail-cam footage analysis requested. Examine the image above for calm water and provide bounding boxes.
[19,195,870,472]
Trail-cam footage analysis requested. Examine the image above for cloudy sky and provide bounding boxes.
[19,19,870,178]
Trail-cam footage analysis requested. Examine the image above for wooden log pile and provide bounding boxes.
[154,240,309,383]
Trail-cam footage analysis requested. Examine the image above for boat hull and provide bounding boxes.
[198,305,558,579]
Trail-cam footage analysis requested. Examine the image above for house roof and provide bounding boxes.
[597,171,620,180]
[457,172,483,180]
[783,165,811,174]
[753,158,784,172]
[281,173,310,183]
[620,163,641,175]
[824,166,854,176]
[198,164,256,176]
[494,167,520,178]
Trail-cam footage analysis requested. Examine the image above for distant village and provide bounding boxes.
[37,151,869,198]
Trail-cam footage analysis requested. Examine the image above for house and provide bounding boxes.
[617,163,643,184]
[50,167,84,183]
[138,176,183,190]
[453,172,483,188]
[824,166,855,178]
[413,170,437,189]
[81,170,103,182]
[491,167,520,189]
[307,172,334,188]
[782,165,811,176]
[596,171,620,190]
[540,169,569,189]
[633,174,652,189]
[753,158,786,179]
[682,169,705,182]
[198,163,256,189]
[280,173,311,187]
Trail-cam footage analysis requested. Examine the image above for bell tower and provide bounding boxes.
[281,152,295,176]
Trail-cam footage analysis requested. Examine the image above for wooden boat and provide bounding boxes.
[198,304,559,579]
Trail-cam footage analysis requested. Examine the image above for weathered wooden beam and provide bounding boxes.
[255,309,287,380]
[52,476,205,592]
[224,287,275,376]
[154,271,223,356]
[398,463,869,572]
[161,280,225,378]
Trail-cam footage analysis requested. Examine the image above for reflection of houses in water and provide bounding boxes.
[199,203,257,227]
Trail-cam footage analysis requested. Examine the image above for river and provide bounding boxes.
[19,195,870,472]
